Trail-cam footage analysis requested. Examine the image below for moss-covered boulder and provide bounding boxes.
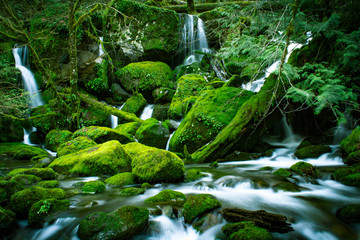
[8,168,56,180]
[169,87,254,154]
[222,221,273,240]
[0,117,23,143]
[185,169,204,182]
[105,172,135,186]
[332,165,360,187]
[119,187,145,196]
[0,180,23,202]
[36,180,59,188]
[10,174,41,186]
[135,118,170,149]
[273,168,291,177]
[183,194,221,223]
[152,104,170,121]
[28,198,70,228]
[272,183,301,192]
[30,104,58,134]
[145,189,186,204]
[168,74,208,119]
[82,181,106,194]
[0,142,49,160]
[116,61,174,102]
[73,126,134,144]
[121,93,147,117]
[124,142,184,183]
[336,204,360,223]
[153,87,175,103]
[340,127,360,165]
[0,206,16,231]
[48,140,132,176]
[45,129,73,152]
[57,136,97,157]
[10,186,66,217]
[80,105,111,128]
[115,122,142,136]
[294,145,331,159]
[290,161,318,177]
[77,205,149,240]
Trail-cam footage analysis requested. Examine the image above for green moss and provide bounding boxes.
[125,142,185,183]
[183,194,221,223]
[272,183,301,192]
[73,126,134,144]
[0,143,49,160]
[116,61,174,101]
[0,180,23,202]
[77,205,149,240]
[10,186,65,217]
[259,166,273,171]
[273,168,291,177]
[28,198,70,228]
[57,136,97,157]
[145,189,186,204]
[336,204,360,223]
[10,174,41,186]
[81,105,111,127]
[0,117,23,143]
[222,221,259,237]
[119,187,145,196]
[45,129,73,152]
[37,180,60,188]
[135,118,170,149]
[115,122,142,136]
[141,182,152,189]
[30,104,57,134]
[297,140,312,150]
[122,93,147,117]
[105,172,135,186]
[345,150,360,165]
[340,127,360,157]
[230,226,272,240]
[170,87,254,154]
[168,74,207,119]
[294,145,331,159]
[290,161,318,177]
[332,165,360,187]
[185,169,204,182]
[7,168,56,180]
[0,206,16,230]
[82,181,106,194]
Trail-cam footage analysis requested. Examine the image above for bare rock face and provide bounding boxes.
[221,208,294,233]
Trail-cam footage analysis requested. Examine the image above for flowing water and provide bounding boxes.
[110,103,125,129]
[140,104,155,120]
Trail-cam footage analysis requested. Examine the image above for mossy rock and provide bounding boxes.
[145,189,186,204]
[273,168,291,177]
[0,117,23,143]
[185,169,204,182]
[37,180,60,188]
[73,126,134,144]
[345,150,360,165]
[30,104,57,134]
[0,206,16,230]
[10,174,41,186]
[124,142,184,183]
[0,180,23,202]
[296,139,312,150]
[294,145,331,159]
[332,165,360,187]
[183,194,221,223]
[135,118,170,149]
[168,74,207,119]
[116,61,174,102]
[340,127,360,158]
[169,87,254,154]
[260,166,274,171]
[48,140,132,176]
[0,142,49,160]
[77,205,149,240]
[336,204,360,223]
[121,93,147,117]
[152,104,170,121]
[28,198,70,228]
[223,74,248,88]
[81,105,111,128]
[115,122,142,136]
[141,182,152,189]
[119,187,145,196]
[272,183,301,192]
[57,136,97,157]
[7,168,56,180]
[222,221,272,240]
[10,186,65,217]
[105,172,135,186]
[152,87,175,103]
[290,161,318,177]
[45,129,73,152]
[82,181,106,194]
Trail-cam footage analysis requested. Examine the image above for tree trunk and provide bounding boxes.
[187,0,196,14]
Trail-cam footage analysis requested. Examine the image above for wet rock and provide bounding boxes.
[145,189,186,205]
[119,187,145,196]
[183,194,221,223]
[272,182,301,192]
[152,104,170,121]
[294,145,331,159]
[73,126,134,144]
[36,180,59,188]
[9,174,41,187]
[121,93,147,117]
[340,127,360,165]
[115,122,142,136]
[0,116,23,143]
[0,206,16,232]
[193,212,223,233]
[135,118,170,149]
[290,161,318,177]
[111,83,131,102]
[0,143,49,161]
[336,204,360,223]
[28,198,70,228]
[185,169,204,182]
[57,136,97,157]
[7,168,57,180]
[332,165,360,187]
[153,87,175,104]
[105,172,135,187]
[222,208,293,233]
[77,205,149,240]
[82,181,106,194]
[45,129,73,152]
[273,168,291,177]
[222,221,272,240]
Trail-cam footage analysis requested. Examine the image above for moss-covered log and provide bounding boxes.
[164,1,252,13]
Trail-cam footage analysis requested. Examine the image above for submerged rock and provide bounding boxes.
[135,118,170,149]
[183,194,221,224]
[57,136,97,157]
[49,140,132,176]
[145,189,186,205]
[294,145,331,159]
[73,126,134,144]
[45,129,73,152]
[77,205,149,240]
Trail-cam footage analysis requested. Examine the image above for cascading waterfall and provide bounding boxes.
[110,103,125,129]
[140,104,155,120]
[95,36,104,64]
[13,46,43,145]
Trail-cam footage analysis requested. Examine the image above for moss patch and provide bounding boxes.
[336,204,360,223]
[122,93,147,117]
[119,187,145,196]
[145,189,186,204]
[45,129,73,152]
[105,172,135,186]
[10,174,41,186]
[290,161,318,177]
[135,118,170,149]
[115,122,142,136]
[73,126,134,144]
[294,145,331,159]
[82,181,106,194]
[222,221,272,240]
[332,165,360,187]
[273,168,291,177]
[36,180,60,188]
[7,168,56,180]
[0,206,16,230]
[0,143,49,160]
[183,194,221,223]
[185,169,204,182]
[57,136,97,157]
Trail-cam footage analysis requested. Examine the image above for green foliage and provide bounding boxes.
[86,60,109,94]
[37,199,51,215]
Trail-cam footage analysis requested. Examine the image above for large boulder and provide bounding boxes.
[290,161,318,177]
[294,145,331,159]
[332,165,360,187]
[48,140,132,176]
[222,221,272,240]
[45,129,73,152]
[77,205,149,240]
[340,127,360,165]
[73,126,134,144]
[111,83,131,103]
[145,189,186,205]
[105,172,135,186]
[10,186,66,217]
[135,118,170,149]
[82,181,106,194]
[169,87,254,154]
[7,168,57,180]
[106,0,179,64]
[0,143,49,160]
[115,122,142,136]
[115,61,174,102]
[121,93,147,117]
[123,142,184,183]
[168,74,207,120]
[57,136,97,157]
[183,194,221,223]
[0,117,23,143]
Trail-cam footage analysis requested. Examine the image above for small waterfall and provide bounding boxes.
[95,36,104,64]
[165,132,175,151]
[140,104,155,120]
[111,103,125,129]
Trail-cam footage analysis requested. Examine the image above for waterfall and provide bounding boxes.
[95,36,104,64]
[110,103,125,129]
[140,104,155,120]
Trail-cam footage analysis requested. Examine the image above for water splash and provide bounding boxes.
[140,104,155,120]
[110,103,125,129]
